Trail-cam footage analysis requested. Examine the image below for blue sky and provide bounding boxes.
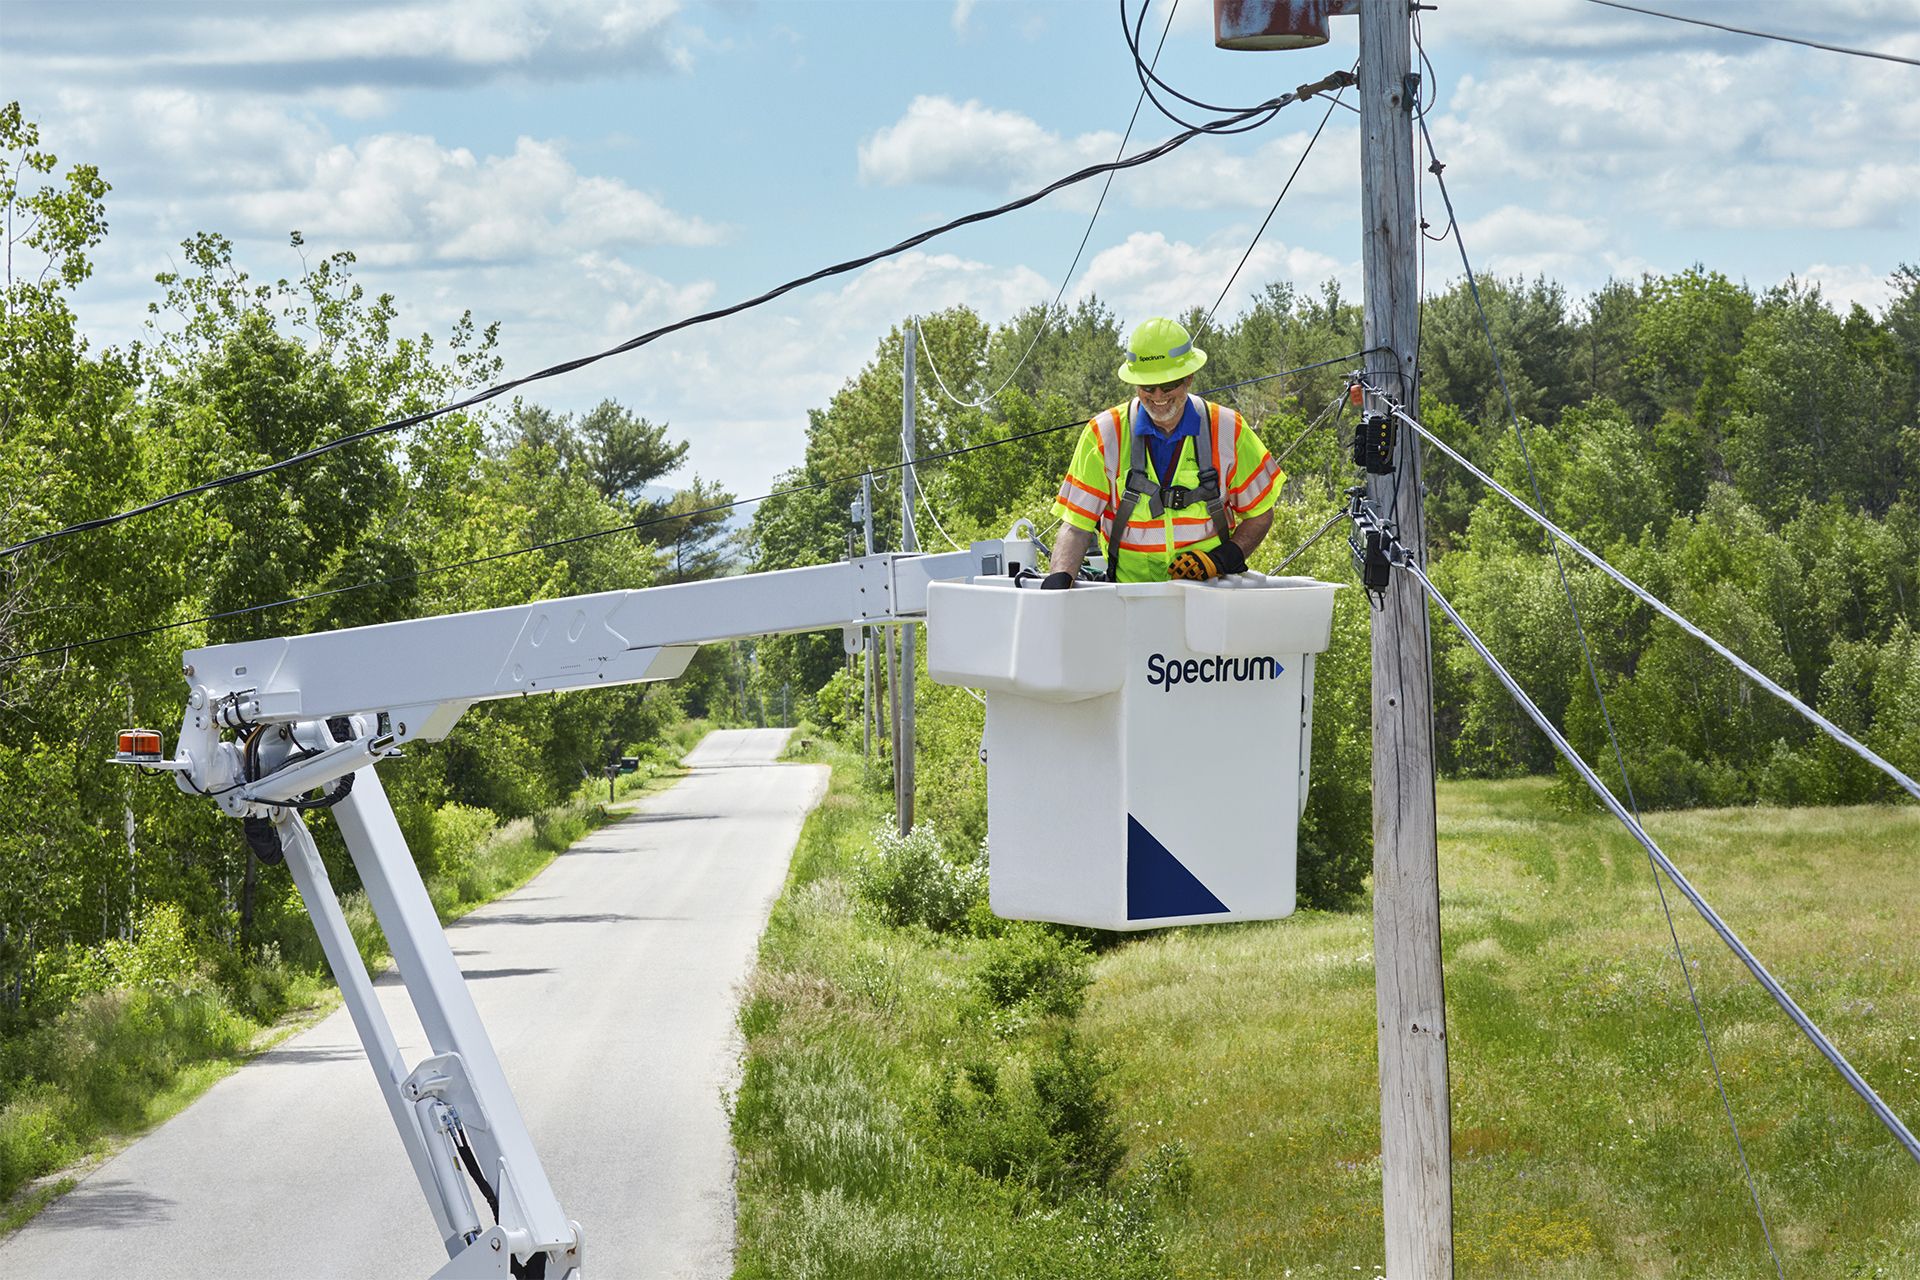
[7,0,1919,500]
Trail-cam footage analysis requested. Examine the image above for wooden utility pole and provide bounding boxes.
[861,471,877,759]
[896,323,919,833]
[1360,3,1453,1275]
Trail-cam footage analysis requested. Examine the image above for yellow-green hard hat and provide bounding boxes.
[1117,316,1207,385]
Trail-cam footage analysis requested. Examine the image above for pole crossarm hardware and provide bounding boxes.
[1370,526,1920,1167]
[128,540,1022,1278]
[1357,383,1920,805]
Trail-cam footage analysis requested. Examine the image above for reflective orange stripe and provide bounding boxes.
[1209,403,1239,483]
[1055,490,1103,524]
[1063,473,1108,505]
[1231,455,1279,496]
[1091,407,1124,475]
[1232,454,1282,500]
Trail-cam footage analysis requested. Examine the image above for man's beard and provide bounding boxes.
[1143,398,1184,429]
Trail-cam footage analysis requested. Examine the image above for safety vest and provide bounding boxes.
[1052,396,1284,583]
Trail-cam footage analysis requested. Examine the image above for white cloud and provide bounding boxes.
[7,0,690,90]
[465,248,1057,499]
[1427,46,1920,235]
[228,134,722,264]
[50,87,331,193]
[1446,205,1646,285]
[859,95,1114,190]
[857,93,1358,213]
[1072,231,1349,322]
[1429,0,1920,58]
[1799,262,1901,316]
[951,0,978,36]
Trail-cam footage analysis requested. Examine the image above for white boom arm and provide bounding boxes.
[141,540,1024,1279]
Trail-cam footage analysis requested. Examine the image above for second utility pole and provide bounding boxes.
[1359,3,1453,1276]
[896,322,918,834]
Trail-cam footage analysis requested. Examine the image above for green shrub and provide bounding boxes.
[928,1034,1127,1202]
[0,984,255,1202]
[532,802,594,853]
[30,902,203,1010]
[853,820,983,933]
[1030,1032,1126,1193]
[972,924,1090,1021]
[427,801,498,878]
[929,1058,1058,1191]
[0,1084,71,1197]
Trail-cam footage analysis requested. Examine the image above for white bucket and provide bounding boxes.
[927,574,1338,930]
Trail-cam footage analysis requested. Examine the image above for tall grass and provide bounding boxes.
[734,738,1185,1279]
[1084,779,1920,1277]
[737,764,1920,1277]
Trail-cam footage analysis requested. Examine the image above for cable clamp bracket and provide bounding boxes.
[1343,488,1395,610]
[1352,410,1396,474]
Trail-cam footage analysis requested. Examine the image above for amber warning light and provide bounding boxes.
[116,729,164,763]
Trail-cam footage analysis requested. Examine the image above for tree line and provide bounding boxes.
[0,106,742,1025]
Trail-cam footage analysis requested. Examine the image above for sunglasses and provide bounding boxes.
[1139,377,1189,395]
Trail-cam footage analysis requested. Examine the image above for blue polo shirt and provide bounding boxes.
[1133,396,1203,485]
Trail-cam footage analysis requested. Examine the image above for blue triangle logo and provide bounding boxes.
[1127,814,1230,921]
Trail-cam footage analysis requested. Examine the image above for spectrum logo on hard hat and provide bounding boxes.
[1117,316,1208,385]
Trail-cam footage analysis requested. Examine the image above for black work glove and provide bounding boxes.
[1168,539,1248,581]
[1040,571,1075,590]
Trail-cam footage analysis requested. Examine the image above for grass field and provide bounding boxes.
[735,754,1920,1278]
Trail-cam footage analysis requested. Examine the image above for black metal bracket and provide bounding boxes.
[1352,411,1396,475]
[1345,488,1402,610]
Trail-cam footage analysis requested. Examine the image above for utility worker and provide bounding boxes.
[1044,317,1281,587]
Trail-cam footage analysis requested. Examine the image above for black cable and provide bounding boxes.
[1204,347,1383,397]
[2,86,1320,566]
[1196,76,1349,341]
[919,0,1180,411]
[1122,0,1284,126]
[1583,0,1920,67]
[1266,503,1348,575]
[452,1123,500,1218]
[1,350,1376,667]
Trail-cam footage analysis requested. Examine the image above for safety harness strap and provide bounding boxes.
[1104,399,1233,580]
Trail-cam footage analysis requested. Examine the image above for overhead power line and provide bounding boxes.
[1367,389,1920,805]
[1,80,1331,565]
[1267,503,1348,576]
[1123,0,1284,131]
[0,351,1376,667]
[1408,92,1782,1271]
[1403,549,1920,1170]
[1196,73,1352,342]
[919,0,1181,412]
[1583,0,1920,68]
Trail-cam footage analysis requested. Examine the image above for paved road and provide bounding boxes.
[0,728,826,1279]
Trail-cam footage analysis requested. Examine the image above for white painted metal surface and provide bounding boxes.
[927,574,1337,930]
[119,546,1013,1277]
